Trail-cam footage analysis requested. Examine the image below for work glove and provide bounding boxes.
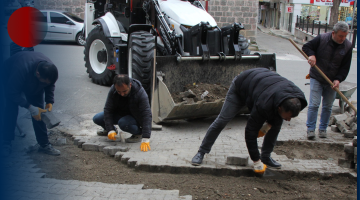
[140,138,150,152]
[28,105,47,121]
[107,130,117,141]
[45,103,53,111]
[258,122,271,138]
[253,160,267,174]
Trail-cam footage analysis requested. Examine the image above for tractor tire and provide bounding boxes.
[128,31,155,100]
[84,26,114,85]
[238,34,251,55]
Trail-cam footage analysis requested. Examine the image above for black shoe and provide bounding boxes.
[261,157,281,169]
[191,152,204,166]
[38,144,60,156]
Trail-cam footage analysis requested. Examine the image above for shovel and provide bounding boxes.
[289,39,357,115]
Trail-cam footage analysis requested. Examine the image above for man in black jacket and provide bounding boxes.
[1,51,60,157]
[303,21,352,139]
[93,75,152,152]
[191,68,307,174]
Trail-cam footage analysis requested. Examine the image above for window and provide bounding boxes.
[35,12,47,22]
[50,12,69,24]
[63,12,83,23]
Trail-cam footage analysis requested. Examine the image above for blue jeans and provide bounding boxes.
[306,78,336,131]
[93,112,142,135]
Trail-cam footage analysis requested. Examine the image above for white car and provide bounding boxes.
[39,10,85,45]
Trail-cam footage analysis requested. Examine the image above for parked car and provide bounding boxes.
[38,10,85,45]
[18,0,34,7]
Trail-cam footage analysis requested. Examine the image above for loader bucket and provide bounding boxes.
[152,53,276,123]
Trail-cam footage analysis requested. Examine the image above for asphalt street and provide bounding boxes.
[29,32,357,127]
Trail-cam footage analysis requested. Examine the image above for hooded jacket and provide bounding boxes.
[235,68,308,161]
[3,51,55,109]
[104,78,152,138]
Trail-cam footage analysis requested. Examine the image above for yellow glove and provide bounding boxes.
[28,105,47,121]
[107,130,117,141]
[253,161,267,174]
[140,138,150,152]
[45,103,53,111]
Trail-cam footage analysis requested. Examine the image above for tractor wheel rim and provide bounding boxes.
[90,39,107,74]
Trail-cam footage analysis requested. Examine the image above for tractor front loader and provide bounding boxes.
[83,0,277,122]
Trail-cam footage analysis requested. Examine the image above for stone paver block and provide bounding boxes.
[226,154,249,166]
[333,113,349,122]
[328,116,336,126]
[103,146,129,156]
[338,158,355,168]
[344,152,354,161]
[344,143,354,154]
[336,121,350,133]
[77,140,86,148]
[82,143,99,151]
[353,136,357,147]
[115,152,124,161]
[331,125,340,132]
[344,131,355,138]
[345,117,356,126]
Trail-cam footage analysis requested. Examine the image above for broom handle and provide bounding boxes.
[289,39,357,114]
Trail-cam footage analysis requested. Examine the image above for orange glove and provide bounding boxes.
[253,161,267,174]
[107,130,117,141]
[45,103,53,111]
[305,74,310,79]
[28,105,47,121]
[140,138,150,152]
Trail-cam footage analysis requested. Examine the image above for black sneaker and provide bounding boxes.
[261,157,281,169]
[191,152,205,166]
[125,135,142,143]
[97,129,109,136]
[38,144,60,156]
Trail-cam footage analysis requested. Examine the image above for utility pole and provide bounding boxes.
[349,0,357,42]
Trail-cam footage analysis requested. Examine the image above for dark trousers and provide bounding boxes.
[93,112,142,135]
[198,79,280,160]
[2,92,49,147]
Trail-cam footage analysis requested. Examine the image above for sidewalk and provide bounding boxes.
[257,24,306,46]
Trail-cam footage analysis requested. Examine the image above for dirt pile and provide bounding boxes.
[172,83,228,103]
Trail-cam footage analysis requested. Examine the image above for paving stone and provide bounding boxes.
[226,154,249,166]
[77,140,86,148]
[344,143,354,154]
[103,146,130,156]
[331,125,340,132]
[115,152,124,161]
[345,117,356,126]
[338,158,355,168]
[82,143,99,151]
[333,113,350,122]
[344,131,355,138]
[328,116,336,126]
[336,121,350,133]
[344,152,354,161]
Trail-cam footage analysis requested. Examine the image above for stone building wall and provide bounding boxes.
[34,0,87,19]
[208,0,258,42]
[34,0,258,42]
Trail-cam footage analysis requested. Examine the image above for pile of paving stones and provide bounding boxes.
[338,136,357,170]
[329,112,357,138]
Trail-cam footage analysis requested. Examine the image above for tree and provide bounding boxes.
[329,0,341,26]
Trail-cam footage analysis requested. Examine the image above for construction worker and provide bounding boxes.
[303,21,353,139]
[1,51,60,157]
[93,75,152,152]
[191,68,307,174]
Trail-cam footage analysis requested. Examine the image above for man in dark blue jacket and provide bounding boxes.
[303,21,352,139]
[1,51,60,156]
[191,68,307,174]
[93,75,152,152]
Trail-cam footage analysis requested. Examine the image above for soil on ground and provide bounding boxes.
[172,83,228,103]
[28,132,357,200]
[273,140,344,163]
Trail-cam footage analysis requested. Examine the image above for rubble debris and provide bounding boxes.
[331,125,340,132]
[332,112,357,138]
[172,83,228,104]
[338,140,357,170]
